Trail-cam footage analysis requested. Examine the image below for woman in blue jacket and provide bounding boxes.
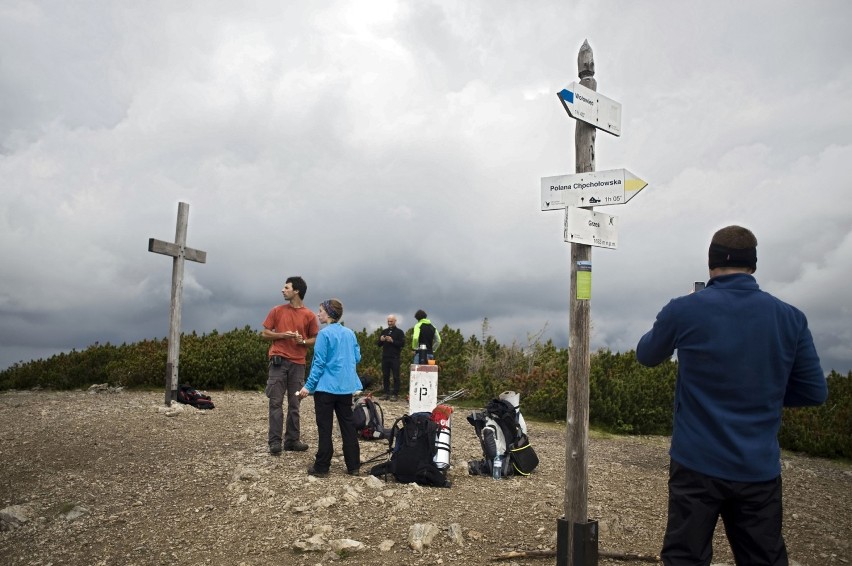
[297,299,363,477]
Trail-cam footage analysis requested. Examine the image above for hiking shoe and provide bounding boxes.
[391,395,399,402]
[307,466,328,478]
[269,442,282,455]
[381,394,390,401]
[347,468,362,477]
[284,441,309,452]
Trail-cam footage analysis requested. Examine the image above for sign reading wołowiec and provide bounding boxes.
[541,168,647,211]
[557,81,622,136]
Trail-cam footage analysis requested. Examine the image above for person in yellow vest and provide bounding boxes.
[411,309,441,363]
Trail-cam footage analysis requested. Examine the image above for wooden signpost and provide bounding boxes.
[541,40,648,566]
[148,202,207,406]
[558,39,599,566]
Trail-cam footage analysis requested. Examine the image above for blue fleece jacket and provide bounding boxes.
[636,273,827,481]
[304,323,363,395]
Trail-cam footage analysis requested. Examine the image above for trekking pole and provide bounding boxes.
[437,389,467,405]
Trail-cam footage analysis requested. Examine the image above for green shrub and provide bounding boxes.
[178,327,268,390]
[2,323,848,461]
[778,370,852,459]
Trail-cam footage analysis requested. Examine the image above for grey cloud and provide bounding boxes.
[1,1,851,376]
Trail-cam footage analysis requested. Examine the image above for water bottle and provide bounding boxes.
[492,454,503,480]
[432,405,453,471]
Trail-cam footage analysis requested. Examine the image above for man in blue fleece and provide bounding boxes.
[636,225,827,566]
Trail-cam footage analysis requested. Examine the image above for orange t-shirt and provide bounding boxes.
[263,304,319,365]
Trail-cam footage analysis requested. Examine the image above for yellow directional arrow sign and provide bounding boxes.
[541,168,648,211]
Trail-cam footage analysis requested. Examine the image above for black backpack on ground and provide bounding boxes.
[352,396,389,440]
[468,398,538,477]
[369,412,450,488]
[176,384,214,410]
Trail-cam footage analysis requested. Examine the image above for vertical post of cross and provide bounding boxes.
[557,39,598,566]
[148,202,207,406]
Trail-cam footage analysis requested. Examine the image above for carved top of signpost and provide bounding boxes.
[578,39,596,88]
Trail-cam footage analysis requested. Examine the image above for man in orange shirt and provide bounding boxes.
[262,276,319,455]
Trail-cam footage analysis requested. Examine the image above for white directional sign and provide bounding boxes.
[541,168,647,211]
[557,81,622,137]
[564,206,618,249]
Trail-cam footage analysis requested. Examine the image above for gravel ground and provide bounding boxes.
[0,389,849,566]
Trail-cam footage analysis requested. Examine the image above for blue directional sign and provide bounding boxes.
[557,81,622,137]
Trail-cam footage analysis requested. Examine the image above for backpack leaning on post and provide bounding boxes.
[176,384,215,410]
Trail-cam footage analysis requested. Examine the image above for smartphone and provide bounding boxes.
[692,281,706,293]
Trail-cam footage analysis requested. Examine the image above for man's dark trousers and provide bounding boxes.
[662,459,788,565]
[382,357,401,396]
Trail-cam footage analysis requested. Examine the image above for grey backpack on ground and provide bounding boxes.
[467,398,538,477]
[352,396,390,440]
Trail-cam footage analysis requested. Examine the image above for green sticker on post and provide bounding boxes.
[576,261,592,300]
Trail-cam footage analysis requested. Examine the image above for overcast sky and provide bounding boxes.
[2,1,851,376]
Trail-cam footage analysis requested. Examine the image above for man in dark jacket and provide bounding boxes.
[636,225,827,565]
[377,314,405,401]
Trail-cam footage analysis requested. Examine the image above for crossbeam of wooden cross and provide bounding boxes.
[148,202,207,406]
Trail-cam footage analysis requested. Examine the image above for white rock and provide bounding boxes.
[232,466,259,482]
[342,487,360,503]
[329,538,364,553]
[157,405,183,417]
[447,523,464,546]
[62,505,89,521]
[0,504,33,530]
[314,496,336,508]
[408,522,439,551]
[292,532,327,553]
[379,539,395,551]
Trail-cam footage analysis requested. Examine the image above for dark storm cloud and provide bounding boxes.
[1,1,851,375]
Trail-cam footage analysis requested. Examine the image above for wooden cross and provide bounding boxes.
[148,202,207,405]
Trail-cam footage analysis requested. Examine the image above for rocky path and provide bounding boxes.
[1,390,849,565]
